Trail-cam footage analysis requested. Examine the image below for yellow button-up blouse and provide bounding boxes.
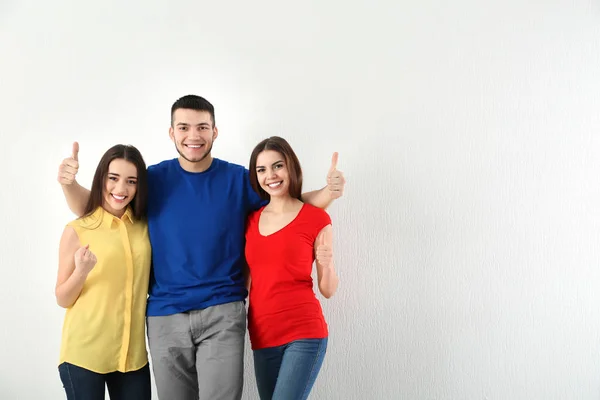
[59,206,151,373]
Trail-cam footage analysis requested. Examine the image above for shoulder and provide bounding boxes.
[60,224,80,249]
[130,217,148,230]
[69,208,105,231]
[302,203,331,223]
[247,206,265,222]
[213,158,247,176]
[148,158,177,176]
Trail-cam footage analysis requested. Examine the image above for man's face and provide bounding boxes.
[169,109,218,164]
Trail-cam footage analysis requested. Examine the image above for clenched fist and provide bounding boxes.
[74,244,97,275]
[57,142,79,186]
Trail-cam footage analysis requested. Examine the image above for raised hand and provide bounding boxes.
[326,152,345,199]
[315,228,333,268]
[74,244,97,276]
[57,142,79,186]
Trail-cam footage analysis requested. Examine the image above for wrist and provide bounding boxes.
[321,262,334,270]
[73,267,90,280]
[61,179,78,188]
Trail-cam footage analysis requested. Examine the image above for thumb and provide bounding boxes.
[72,142,79,161]
[328,152,339,175]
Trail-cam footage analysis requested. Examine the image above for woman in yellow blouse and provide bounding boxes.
[55,144,151,400]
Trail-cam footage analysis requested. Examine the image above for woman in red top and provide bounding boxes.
[245,136,340,400]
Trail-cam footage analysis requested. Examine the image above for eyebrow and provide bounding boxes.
[176,122,211,127]
[108,172,138,179]
[256,160,284,169]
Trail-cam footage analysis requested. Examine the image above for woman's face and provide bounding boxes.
[255,150,290,199]
[103,158,138,217]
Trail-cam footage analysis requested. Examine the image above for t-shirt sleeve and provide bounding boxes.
[311,207,332,239]
[244,168,268,212]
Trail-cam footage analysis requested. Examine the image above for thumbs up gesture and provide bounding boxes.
[74,244,97,276]
[315,228,333,268]
[57,142,80,186]
[326,152,345,200]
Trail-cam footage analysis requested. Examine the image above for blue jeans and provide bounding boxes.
[253,337,328,400]
[58,362,151,400]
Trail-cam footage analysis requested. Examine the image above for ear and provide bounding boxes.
[169,126,175,142]
[213,125,219,141]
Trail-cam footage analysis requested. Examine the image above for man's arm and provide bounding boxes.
[57,142,91,217]
[301,152,345,210]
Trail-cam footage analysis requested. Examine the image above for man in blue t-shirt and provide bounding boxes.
[57,94,346,400]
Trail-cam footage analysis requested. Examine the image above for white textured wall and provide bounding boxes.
[1,0,600,399]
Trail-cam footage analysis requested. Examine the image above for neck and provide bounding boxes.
[265,195,300,213]
[179,155,213,173]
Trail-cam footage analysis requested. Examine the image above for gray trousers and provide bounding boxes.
[147,301,246,400]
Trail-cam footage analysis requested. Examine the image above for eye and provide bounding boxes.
[109,176,117,181]
[201,126,209,130]
[256,168,265,173]
[178,126,187,131]
[128,180,137,185]
[274,163,283,170]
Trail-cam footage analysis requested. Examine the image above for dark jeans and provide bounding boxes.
[253,337,328,400]
[58,362,151,400]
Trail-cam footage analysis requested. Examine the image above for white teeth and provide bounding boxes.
[268,182,282,188]
[112,194,126,200]
[187,144,202,148]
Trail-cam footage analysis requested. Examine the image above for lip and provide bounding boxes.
[111,194,127,202]
[266,181,283,188]
[184,144,204,150]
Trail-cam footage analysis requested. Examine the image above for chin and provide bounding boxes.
[109,200,130,211]
[267,191,287,198]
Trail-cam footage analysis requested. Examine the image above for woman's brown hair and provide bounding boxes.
[249,136,303,201]
[82,144,148,220]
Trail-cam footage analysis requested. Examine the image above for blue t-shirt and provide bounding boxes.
[145,158,265,316]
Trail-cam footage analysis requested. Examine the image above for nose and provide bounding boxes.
[188,127,203,139]
[116,180,128,195]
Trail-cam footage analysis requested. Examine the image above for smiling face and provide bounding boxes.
[249,136,304,201]
[255,150,292,199]
[102,158,138,217]
[169,108,218,170]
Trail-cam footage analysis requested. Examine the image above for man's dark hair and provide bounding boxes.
[170,95,215,127]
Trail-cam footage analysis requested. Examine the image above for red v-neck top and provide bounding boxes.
[245,203,332,350]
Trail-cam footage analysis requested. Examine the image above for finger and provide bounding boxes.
[328,176,343,185]
[62,159,79,169]
[328,152,339,176]
[72,142,79,161]
[60,165,78,175]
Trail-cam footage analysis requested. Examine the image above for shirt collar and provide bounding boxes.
[87,206,135,228]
